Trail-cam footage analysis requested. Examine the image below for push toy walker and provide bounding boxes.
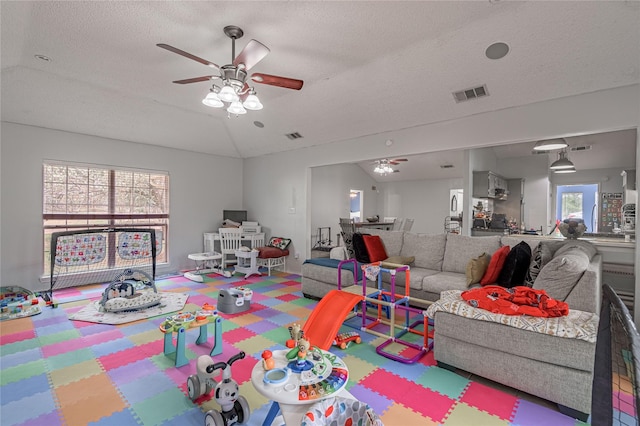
[187,351,251,426]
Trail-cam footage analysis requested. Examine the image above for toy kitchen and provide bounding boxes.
[470,171,527,236]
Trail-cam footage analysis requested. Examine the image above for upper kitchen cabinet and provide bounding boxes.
[473,171,509,199]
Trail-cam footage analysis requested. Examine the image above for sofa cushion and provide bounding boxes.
[359,229,404,257]
[423,272,468,297]
[363,235,388,262]
[443,234,502,274]
[466,253,490,286]
[480,246,510,285]
[533,248,591,301]
[401,233,446,270]
[496,241,532,287]
[554,240,597,260]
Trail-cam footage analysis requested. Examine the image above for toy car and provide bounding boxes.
[333,331,361,349]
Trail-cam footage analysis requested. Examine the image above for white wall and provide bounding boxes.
[379,178,464,235]
[243,85,639,275]
[309,163,378,245]
[0,123,243,292]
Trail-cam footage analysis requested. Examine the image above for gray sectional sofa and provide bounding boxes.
[301,229,602,420]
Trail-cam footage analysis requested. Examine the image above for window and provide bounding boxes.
[556,183,598,232]
[43,161,169,274]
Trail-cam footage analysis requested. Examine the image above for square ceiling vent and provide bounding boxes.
[453,85,489,103]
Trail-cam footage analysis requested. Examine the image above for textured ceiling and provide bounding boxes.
[2,1,639,171]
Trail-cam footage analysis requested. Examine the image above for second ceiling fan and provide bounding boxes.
[158,25,303,114]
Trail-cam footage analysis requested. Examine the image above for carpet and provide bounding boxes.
[68,292,189,325]
[0,271,588,426]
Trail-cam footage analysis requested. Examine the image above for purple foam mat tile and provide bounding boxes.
[33,321,78,337]
[90,337,136,358]
[118,371,177,405]
[117,319,163,336]
[31,312,69,327]
[262,312,301,326]
[378,357,429,381]
[244,319,280,335]
[76,322,115,336]
[347,383,394,416]
[15,411,63,426]
[511,399,578,426]
[251,307,283,319]
[0,390,58,425]
[1,374,51,403]
[107,358,159,386]
[184,294,214,305]
[1,347,43,369]
[87,408,139,426]
[158,406,209,426]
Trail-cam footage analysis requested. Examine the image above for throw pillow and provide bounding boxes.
[329,246,348,260]
[267,237,291,250]
[465,252,490,286]
[479,246,511,286]
[523,241,564,287]
[533,249,590,301]
[362,235,388,262]
[496,241,532,288]
[383,255,415,265]
[351,233,370,263]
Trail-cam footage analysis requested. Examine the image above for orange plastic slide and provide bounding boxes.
[302,290,363,350]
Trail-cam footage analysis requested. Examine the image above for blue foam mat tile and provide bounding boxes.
[0,390,58,425]
[1,373,51,403]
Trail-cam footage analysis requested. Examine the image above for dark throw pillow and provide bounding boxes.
[479,245,511,286]
[362,235,388,262]
[351,232,370,264]
[497,241,533,288]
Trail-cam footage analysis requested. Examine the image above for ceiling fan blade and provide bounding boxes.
[157,43,219,69]
[172,76,216,84]
[233,39,270,71]
[251,73,304,90]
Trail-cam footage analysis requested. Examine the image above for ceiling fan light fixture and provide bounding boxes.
[202,91,224,108]
[243,93,263,110]
[227,101,247,115]
[218,85,239,103]
[533,138,568,151]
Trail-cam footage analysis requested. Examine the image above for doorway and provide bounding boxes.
[350,190,363,222]
[556,184,599,232]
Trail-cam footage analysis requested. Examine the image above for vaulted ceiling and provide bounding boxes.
[2,1,639,165]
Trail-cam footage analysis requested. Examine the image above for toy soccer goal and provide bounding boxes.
[44,228,158,304]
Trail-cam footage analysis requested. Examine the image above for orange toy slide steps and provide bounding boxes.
[302,290,363,350]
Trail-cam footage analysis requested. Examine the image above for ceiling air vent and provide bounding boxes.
[285,132,303,140]
[570,145,592,152]
[453,85,489,103]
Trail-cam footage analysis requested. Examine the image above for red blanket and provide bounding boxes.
[461,285,569,317]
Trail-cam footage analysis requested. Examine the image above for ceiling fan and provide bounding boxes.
[157,25,303,114]
[372,158,407,175]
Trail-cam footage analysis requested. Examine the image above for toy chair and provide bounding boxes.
[218,228,244,270]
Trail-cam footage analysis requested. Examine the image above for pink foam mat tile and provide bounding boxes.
[360,369,456,421]
[459,381,518,420]
[41,336,93,358]
[98,341,160,370]
[0,329,36,345]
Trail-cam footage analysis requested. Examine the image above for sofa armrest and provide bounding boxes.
[564,254,602,313]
